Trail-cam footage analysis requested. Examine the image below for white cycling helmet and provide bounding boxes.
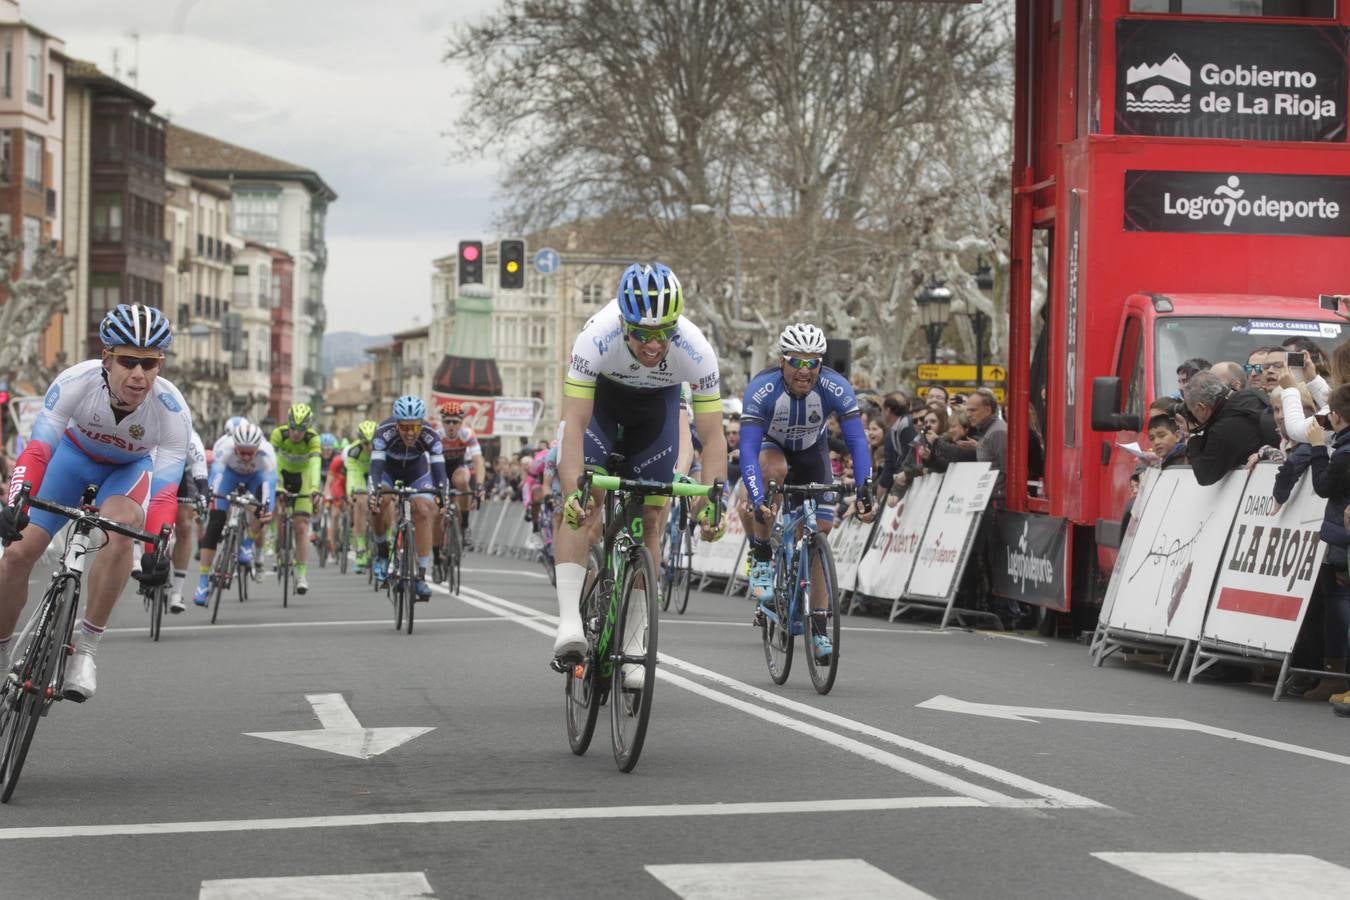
[232,422,265,449]
[779,322,827,356]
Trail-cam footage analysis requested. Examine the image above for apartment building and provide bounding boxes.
[167,124,335,408]
[1,1,65,366]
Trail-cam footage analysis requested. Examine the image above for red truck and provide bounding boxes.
[1006,0,1350,627]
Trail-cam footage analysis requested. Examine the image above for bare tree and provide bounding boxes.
[0,236,77,385]
[448,0,1013,391]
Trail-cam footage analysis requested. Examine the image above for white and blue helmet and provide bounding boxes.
[616,263,683,328]
[100,304,173,350]
[393,395,426,421]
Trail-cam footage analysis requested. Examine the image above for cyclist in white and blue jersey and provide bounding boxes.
[740,324,874,653]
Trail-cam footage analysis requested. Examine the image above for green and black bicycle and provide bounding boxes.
[558,465,723,773]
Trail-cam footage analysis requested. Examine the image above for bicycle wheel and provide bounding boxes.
[762,545,795,685]
[658,514,676,612]
[211,526,236,625]
[280,519,292,609]
[317,509,329,569]
[0,577,68,803]
[674,527,694,615]
[392,527,406,632]
[803,533,841,696]
[403,519,417,635]
[149,583,164,642]
[610,545,659,773]
[446,514,462,595]
[338,512,350,575]
[565,545,606,756]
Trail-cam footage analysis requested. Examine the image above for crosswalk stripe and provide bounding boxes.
[647,859,938,899]
[1093,852,1350,899]
[200,871,434,899]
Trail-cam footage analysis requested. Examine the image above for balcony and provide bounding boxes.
[190,359,229,381]
[129,231,171,259]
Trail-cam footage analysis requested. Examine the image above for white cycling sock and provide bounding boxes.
[74,619,105,657]
[554,563,586,640]
[172,569,187,593]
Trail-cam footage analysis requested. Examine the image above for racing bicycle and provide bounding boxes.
[558,464,723,772]
[0,483,169,802]
[208,486,265,624]
[381,484,435,635]
[659,491,694,615]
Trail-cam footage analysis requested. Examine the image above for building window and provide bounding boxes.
[233,265,249,308]
[232,189,280,244]
[582,283,606,305]
[90,273,121,321]
[24,46,41,106]
[92,193,123,243]
[2,34,11,99]
[0,130,10,183]
[22,133,41,191]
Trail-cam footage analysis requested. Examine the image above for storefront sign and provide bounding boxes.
[1116,20,1348,142]
[1124,170,1350,237]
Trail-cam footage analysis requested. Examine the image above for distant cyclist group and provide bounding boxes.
[0,257,878,784]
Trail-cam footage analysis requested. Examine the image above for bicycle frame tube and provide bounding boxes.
[595,493,644,680]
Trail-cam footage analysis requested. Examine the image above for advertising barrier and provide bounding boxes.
[689,483,747,582]
[1189,464,1327,695]
[828,512,873,597]
[904,463,995,605]
[855,474,940,603]
[988,510,1070,612]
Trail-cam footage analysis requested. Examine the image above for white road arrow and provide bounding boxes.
[246,693,434,760]
[917,695,1350,768]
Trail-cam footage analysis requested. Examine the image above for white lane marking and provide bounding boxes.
[245,693,435,760]
[201,872,435,899]
[1093,852,1350,900]
[971,631,1048,646]
[662,619,953,635]
[647,859,937,900]
[461,567,548,578]
[0,796,1054,841]
[452,585,1106,809]
[918,695,1350,768]
[104,614,550,636]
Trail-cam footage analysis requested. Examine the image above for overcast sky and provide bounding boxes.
[30,0,502,335]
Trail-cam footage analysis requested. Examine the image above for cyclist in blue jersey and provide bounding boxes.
[368,396,448,600]
[740,324,875,655]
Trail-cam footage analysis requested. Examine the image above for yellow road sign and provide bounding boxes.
[917,364,1007,382]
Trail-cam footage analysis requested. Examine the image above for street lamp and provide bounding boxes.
[968,259,994,386]
[690,202,743,322]
[915,278,952,365]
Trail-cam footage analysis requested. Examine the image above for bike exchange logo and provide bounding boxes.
[1162,175,1341,228]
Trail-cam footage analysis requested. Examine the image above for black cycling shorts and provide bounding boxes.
[584,378,681,487]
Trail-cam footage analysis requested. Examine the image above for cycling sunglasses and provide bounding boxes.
[784,356,822,370]
[109,354,163,372]
[624,324,676,343]
[1242,363,1265,375]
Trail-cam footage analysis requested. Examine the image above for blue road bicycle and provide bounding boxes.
[756,480,869,696]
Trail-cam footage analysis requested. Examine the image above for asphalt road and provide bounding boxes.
[0,546,1347,899]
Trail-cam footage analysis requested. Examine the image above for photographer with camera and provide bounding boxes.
[1182,370,1270,486]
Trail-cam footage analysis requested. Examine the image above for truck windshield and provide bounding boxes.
[1155,316,1345,394]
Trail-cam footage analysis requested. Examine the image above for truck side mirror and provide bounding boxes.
[1090,376,1141,432]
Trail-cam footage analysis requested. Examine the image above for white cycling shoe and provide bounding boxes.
[552,623,587,660]
[63,653,97,702]
[169,590,186,614]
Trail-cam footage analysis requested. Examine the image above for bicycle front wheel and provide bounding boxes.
[674,527,694,615]
[392,528,406,632]
[803,533,841,696]
[565,545,606,756]
[338,513,351,575]
[446,514,462,594]
[211,527,236,625]
[149,584,164,642]
[0,576,69,802]
[762,544,795,685]
[403,520,417,635]
[280,521,292,609]
[610,545,659,773]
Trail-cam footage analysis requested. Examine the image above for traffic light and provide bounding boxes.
[499,239,526,289]
[458,240,483,286]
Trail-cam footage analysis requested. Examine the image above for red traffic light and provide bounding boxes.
[462,244,480,262]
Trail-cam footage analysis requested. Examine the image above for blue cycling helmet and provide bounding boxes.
[100,303,173,350]
[392,395,426,421]
[616,263,683,328]
[224,415,249,433]
[320,432,337,450]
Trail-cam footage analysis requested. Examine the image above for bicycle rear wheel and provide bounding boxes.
[762,545,795,685]
[338,512,350,575]
[610,545,659,773]
[280,519,292,609]
[659,514,676,612]
[803,533,841,696]
[317,509,329,569]
[446,514,462,594]
[565,546,605,755]
[0,577,69,802]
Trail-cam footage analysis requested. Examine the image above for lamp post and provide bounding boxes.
[915,278,952,365]
[969,260,994,387]
[690,203,743,323]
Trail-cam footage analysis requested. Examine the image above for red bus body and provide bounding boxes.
[1010,0,1350,618]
